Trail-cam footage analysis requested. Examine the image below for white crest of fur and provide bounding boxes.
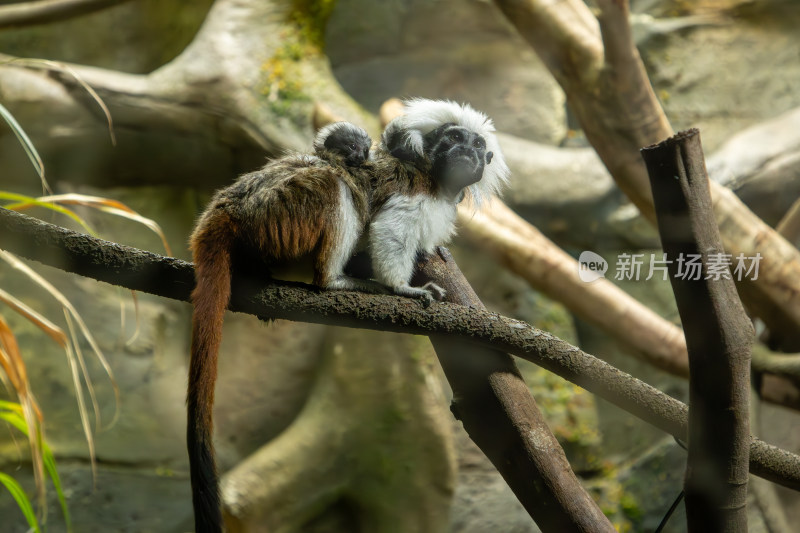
[381,99,510,207]
[313,122,367,153]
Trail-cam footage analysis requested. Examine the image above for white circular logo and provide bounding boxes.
[578,251,607,283]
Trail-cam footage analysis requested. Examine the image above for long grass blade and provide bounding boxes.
[5,58,116,146]
[63,311,97,486]
[42,442,71,532]
[0,252,120,430]
[1,403,72,531]
[0,288,68,348]
[0,102,49,194]
[3,193,172,255]
[0,192,96,236]
[0,471,42,533]
[0,317,46,516]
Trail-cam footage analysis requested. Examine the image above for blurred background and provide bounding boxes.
[1,0,800,531]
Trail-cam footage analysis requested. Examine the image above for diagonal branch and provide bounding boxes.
[2,206,800,493]
[493,0,800,351]
[0,0,133,29]
[413,249,615,532]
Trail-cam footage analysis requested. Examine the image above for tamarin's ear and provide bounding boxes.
[486,151,494,165]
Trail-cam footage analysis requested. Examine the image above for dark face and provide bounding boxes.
[424,124,492,199]
[325,128,371,167]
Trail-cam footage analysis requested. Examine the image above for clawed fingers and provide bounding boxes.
[421,282,446,301]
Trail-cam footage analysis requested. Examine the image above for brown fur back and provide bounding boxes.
[367,148,436,214]
[194,155,373,267]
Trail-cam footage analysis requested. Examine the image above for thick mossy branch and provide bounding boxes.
[1,206,800,492]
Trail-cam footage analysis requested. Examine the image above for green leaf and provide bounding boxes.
[43,444,71,532]
[0,399,24,413]
[0,404,71,530]
[0,409,28,434]
[0,471,42,533]
[0,101,49,193]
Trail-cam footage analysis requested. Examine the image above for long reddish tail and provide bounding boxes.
[188,214,233,533]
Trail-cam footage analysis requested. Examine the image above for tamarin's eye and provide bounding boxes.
[473,138,486,150]
[448,130,463,142]
[349,143,357,150]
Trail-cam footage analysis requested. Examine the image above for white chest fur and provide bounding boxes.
[369,193,458,287]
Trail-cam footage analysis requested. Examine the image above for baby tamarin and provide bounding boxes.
[187,122,378,533]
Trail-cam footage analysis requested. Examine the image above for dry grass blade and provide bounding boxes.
[0,286,98,483]
[123,289,141,347]
[5,58,116,146]
[0,317,27,394]
[63,310,97,483]
[0,288,68,348]
[98,206,173,256]
[0,251,120,430]
[0,316,46,515]
[4,193,172,255]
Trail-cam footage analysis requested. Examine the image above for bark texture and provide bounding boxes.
[642,129,753,532]
[414,249,615,532]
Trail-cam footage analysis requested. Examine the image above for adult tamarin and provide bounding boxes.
[187,101,508,532]
[367,98,509,302]
[187,122,377,533]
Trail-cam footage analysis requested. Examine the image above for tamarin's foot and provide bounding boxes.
[392,282,446,307]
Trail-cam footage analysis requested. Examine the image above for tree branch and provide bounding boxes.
[493,0,800,352]
[750,386,793,533]
[413,249,614,532]
[752,346,800,382]
[2,206,800,492]
[776,196,800,248]
[458,200,690,377]
[0,0,379,191]
[0,0,133,29]
[643,129,752,531]
[372,99,800,411]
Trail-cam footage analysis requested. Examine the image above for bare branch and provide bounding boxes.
[752,346,800,382]
[2,206,800,492]
[643,129,752,531]
[458,201,690,376]
[0,0,133,29]
[776,196,800,248]
[491,0,602,88]
[595,0,635,73]
[414,250,615,532]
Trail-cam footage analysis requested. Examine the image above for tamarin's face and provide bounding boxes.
[424,123,493,198]
[324,128,372,166]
